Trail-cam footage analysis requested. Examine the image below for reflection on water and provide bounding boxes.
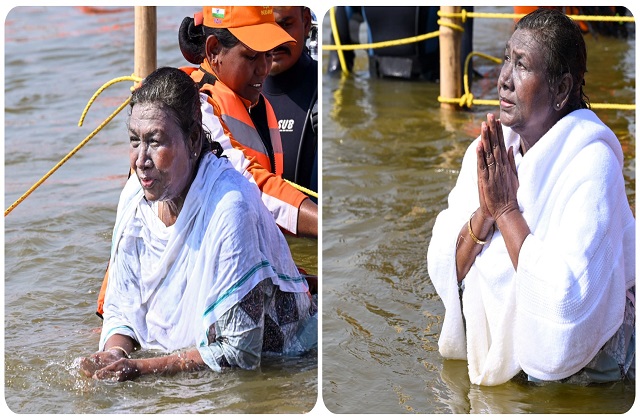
[4,6,317,414]
[322,6,635,414]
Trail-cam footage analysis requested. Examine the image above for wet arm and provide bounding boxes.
[132,348,207,376]
[297,198,318,238]
[455,209,495,281]
[494,208,530,270]
[103,334,138,358]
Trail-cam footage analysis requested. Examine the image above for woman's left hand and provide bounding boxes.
[476,113,520,221]
[93,358,142,382]
[79,350,123,378]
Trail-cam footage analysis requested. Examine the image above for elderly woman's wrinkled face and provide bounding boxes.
[215,42,272,104]
[498,29,556,145]
[128,103,194,203]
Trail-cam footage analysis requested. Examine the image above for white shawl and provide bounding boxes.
[427,109,635,385]
[99,153,308,352]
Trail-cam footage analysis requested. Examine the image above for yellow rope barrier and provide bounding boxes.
[329,7,349,75]
[285,179,318,199]
[5,76,141,217]
[324,10,633,53]
[437,10,635,23]
[324,7,635,112]
[5,97,131,217]
[323,19,462,52]
[78,75,142,127]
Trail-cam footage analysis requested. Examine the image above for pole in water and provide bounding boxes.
[134,6,157,79]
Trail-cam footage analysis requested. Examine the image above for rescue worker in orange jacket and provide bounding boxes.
[178,6,317,237]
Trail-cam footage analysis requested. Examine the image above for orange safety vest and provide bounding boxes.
[183,64,284,176]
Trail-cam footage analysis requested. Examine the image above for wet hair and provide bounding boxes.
[178,16,240,65]
[516,8,589,110]
[129,67,221,156]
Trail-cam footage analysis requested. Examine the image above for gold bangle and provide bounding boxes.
[468,211,488,245]
[107,345,130,359]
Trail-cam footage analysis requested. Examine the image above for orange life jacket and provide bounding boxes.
[183,64,284,176]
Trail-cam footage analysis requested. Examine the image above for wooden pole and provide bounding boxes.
[439,6,462,110]
[134,6,157,79]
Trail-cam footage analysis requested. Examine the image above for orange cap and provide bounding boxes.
[195,6,295,52]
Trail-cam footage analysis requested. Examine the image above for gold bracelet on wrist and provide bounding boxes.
[107,345,130,359]
[468,211,488,245]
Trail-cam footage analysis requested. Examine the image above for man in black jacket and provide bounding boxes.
[264,6,318,200]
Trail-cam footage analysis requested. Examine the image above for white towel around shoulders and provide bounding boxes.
[427,109,635,385]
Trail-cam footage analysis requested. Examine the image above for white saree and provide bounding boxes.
[427,109,635,385]
[99,153,309,355]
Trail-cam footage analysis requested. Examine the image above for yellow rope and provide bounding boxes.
[323,30,439,51]
[78,75,141,127]
[323,19,462,52]
[329,7,349,75]
[324,9,633,53]
[437,96,635,110]
[438,9,635,23]
[5,75,141,217]
[5,97,132,217]
[285,179,318,199]
[589,103,636,110]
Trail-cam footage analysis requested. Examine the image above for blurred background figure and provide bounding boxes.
[264,6,318,200]
[326,6,475,85]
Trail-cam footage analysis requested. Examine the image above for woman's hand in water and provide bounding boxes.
[92,358,142,382]
[79,349,125,378]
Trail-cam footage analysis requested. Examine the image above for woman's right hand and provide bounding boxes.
[476,113,519,222]
[78,350,125,378]
[476,119,496,227]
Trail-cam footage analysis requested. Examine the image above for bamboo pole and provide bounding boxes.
[439,6,462,110]
[134,6,157,79]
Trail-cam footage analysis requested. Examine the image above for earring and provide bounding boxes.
[556,103,560,109]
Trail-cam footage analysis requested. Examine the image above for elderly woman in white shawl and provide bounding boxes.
[427,8,634,386]
[79,67,317,381]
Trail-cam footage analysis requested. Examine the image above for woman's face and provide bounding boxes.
[214,42,272,104]
[497,29,557,146]
[128,103,195,203]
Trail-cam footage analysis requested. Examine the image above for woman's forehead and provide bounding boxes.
[507,29,544,53]
[131,103,172,120]
[129,104,178,130]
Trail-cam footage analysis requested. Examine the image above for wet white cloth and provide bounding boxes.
[428,109,635,385]
[99,153,308,354]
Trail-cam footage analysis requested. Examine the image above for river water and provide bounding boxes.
[3,6,317,414]
[321,5,636,414]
